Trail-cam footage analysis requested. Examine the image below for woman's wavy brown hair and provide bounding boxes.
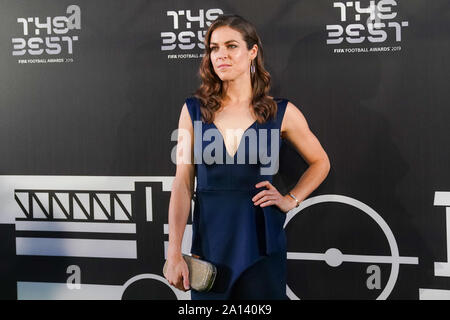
[194,14,277,124]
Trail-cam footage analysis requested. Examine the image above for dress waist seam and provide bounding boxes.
[195,188,258,193]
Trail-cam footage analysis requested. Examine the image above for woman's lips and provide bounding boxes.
[218,64,231,69]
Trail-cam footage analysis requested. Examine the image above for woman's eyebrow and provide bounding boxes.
[210,40,239,45]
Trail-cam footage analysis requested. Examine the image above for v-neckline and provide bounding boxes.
[211,120,257,158]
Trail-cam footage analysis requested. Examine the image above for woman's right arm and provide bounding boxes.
[165,103,195,291]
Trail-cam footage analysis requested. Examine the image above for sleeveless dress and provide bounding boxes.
[185,96,289,300]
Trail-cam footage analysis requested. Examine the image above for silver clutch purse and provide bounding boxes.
[163,254,217,292]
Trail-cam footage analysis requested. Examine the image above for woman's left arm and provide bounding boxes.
[253,101,330,213]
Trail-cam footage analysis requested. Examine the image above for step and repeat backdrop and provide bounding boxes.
[0,0,449,300]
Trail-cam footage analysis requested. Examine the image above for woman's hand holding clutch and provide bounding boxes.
[164,255,190,292]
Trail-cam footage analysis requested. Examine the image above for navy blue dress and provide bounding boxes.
[185,96,289,300]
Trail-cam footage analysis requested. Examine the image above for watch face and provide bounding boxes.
[290,194,299,207]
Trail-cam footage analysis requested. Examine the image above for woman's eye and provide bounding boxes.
[210,45,236,51]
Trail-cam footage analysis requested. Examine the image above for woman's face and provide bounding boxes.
[209,26,257,82]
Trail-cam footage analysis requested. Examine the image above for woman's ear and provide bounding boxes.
[250,44,258,60]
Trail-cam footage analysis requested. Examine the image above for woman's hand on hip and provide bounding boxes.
[253,180,298,213]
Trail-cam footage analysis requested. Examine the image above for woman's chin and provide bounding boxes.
[218,75,234,82]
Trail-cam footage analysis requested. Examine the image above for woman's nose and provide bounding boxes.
[216,47,228,59]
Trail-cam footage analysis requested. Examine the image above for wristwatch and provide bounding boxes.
[288,192,300,208]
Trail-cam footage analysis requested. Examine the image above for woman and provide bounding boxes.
[165,14,330,300]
